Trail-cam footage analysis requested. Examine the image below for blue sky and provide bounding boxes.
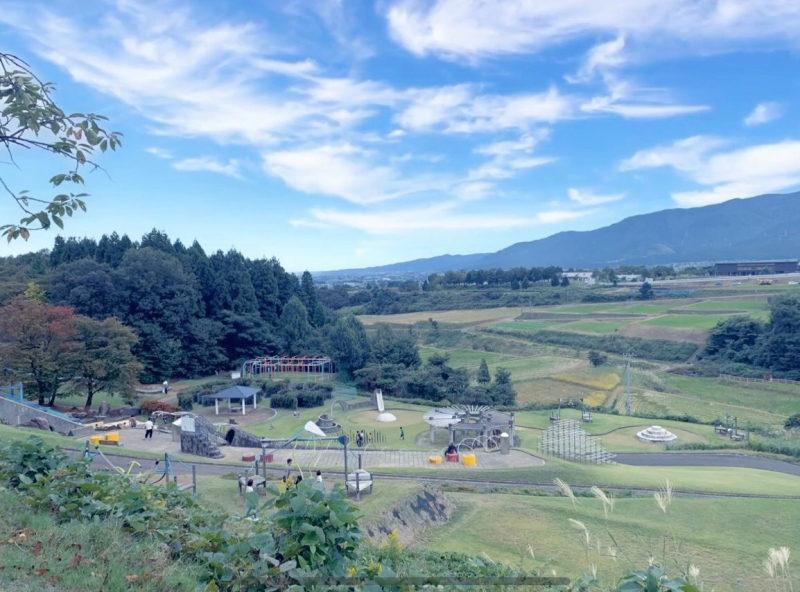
[2,0,799,272]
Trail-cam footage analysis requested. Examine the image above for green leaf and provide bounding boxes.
[52,215,63,229]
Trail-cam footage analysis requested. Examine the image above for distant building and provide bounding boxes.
[562,271,596,285]
[714,260,799,276]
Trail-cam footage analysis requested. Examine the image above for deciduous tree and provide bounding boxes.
[1,53,121,240]
[0,297,77,405]
[66,316,142,409]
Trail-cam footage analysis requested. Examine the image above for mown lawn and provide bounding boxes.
[421,493,800,592]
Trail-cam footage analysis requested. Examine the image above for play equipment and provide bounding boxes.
[376,412,397,422]
[242,355,335,380]
[428,455,442,464]
[636,426,677,443]
[461,453,477,466]
[79,441,141,476]
[538,419,616,464]
[424,405,516,452]
[148,453,197,493]
[375,389,385,412]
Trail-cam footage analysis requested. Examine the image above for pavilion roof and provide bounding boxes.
[208,385,260,400]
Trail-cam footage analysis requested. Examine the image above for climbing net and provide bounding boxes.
[537,420,615,464]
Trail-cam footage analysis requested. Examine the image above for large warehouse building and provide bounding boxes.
[714,260,799,276]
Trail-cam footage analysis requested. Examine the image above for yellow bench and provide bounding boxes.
[104,432,119,442]
[461,453,476,466]
[428,456,442,464]
[89,435,102,445]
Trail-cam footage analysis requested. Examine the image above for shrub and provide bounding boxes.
[177,394,193,411]
[270,392,298,409]
[140,400,179,414]
[297,391,325,408]
[785,413,800,430]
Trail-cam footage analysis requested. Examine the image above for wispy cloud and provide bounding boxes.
[744,102,783,126]
[262,144,451,205]
[293,202,590,234]
[620,137,800,206]
[145,147,173,159]
[386,0,800,61]
[568,188,624,206]
[172,157,242,178]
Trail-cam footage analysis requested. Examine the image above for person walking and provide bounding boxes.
[283,458,293,482]
[368,432,373,444]
[244,479,258,520]
[399,427,405,441]
[316,470,323,484]
[144,418,154,439]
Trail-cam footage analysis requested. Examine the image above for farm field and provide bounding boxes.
[554,320,628,334]
[639,314,736,329]
[492,320,558,331]
[358,307,521,326]
[664,375,800,418]
[421,494,800,592]
[418,347,517,366]
[681,299,768,311]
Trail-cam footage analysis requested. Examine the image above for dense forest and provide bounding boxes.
[0,230,329,383]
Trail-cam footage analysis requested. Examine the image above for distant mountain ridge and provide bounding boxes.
[316,192,800,276]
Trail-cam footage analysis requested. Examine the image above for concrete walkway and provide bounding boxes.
[614,453,800,477]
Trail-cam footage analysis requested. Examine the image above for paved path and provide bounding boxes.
[614,453,800,477]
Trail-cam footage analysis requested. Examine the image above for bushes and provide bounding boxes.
[270,392,297,409]
[785,413,800,429]
[297,390,325,407]
[177,393,193,411]
[140,400,179,414]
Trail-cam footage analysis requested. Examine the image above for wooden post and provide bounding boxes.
[191,464,197,495]
[356,471,361,502]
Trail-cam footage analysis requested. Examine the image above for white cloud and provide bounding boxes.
[621,137,800,206]
[172,157,242,178]
[262,144,450,205]
[744,102,783,126]
[397,87,576,133]
[568,188,625,205]
[293,202,588,234]
[146,147,173,159]
[567,36,628,84]
[386,0,800,61]
[470,131,555,180]
[454,181,495,201]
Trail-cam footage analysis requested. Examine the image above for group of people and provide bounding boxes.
[355,430,372,447]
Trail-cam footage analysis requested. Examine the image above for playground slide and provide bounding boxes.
[376,389,385,413]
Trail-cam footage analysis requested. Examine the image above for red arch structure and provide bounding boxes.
[242,356,335,379]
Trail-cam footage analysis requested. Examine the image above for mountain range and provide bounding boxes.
[317,192,800,277]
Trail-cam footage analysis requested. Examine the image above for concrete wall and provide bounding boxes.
[0,397,94,437]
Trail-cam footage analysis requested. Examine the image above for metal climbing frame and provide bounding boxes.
[537,419,615,465]
[242,356,335,379]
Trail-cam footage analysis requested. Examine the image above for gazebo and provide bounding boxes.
[209,386,260,416]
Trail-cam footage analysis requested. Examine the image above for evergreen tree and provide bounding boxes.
[477,358,491,384]
[248,258,281,324]
[327,314,371,377]
[279,296,312,354]
[300,271,318,317]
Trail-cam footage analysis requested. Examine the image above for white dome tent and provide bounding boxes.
[637,426,677,443]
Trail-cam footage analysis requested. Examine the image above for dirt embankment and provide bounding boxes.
[361,485,457,545]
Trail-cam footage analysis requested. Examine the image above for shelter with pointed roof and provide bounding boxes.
[208,385,260,416]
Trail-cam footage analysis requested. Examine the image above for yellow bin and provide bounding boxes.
[461,453,477,466]
[89,435,102,445]
[428,456,442,465]
[105,432,119,442]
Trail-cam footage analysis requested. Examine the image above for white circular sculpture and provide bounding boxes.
[375,412,397,423]
[637,425,677,443]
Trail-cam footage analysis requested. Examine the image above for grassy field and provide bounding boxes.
[682,299,768,311]
[358,307,521,326]
[421,493,800,592]
[666,375,800,418]
[0,490,204,592]
[639,314,736,329]
[556,321,629,334]
[419,347,517,366]
[492,321,558,331]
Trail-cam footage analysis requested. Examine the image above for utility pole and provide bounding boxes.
[624,353,634,416]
